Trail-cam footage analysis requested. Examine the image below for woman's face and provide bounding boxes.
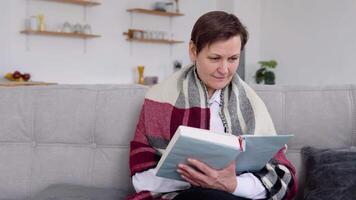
[189,36,241,97]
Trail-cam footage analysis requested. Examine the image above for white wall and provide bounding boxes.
[216,0,234,13]
[260,0,356,85]
[0,0,218,84]
[2,0,355,85]
[0,0,11,70]
[234,0,262,84]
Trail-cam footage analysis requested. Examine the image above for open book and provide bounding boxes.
[155,125,293,181]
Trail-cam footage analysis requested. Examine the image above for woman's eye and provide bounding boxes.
[209,57,219,61]
[229,58,238,62]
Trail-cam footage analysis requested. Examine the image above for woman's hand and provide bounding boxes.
[177,158,237,193]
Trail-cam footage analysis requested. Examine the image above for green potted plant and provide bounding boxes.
[255,60,277,85]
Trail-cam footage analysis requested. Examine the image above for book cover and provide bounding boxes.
[155,126,240,181]
[155,126,292,181]
[236,135,292,173]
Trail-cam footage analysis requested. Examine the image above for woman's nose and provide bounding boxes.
[218,61,229,74]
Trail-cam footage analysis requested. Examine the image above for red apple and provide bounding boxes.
[12,71,22,79]
[22,73,31,81]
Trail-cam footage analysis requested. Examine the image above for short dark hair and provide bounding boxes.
[190,11,249,54]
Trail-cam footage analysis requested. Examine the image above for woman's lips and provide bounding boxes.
[212,75,226,80]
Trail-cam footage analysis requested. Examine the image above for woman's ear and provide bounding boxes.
[189,41,197,62]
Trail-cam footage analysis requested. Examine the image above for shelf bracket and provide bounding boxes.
[25,0,31,51]
[129,41,133,56]
[83,5,87,54]
[83,39,87,54]
[129,12,134,56]
[169,17,173,57]
[130,12,133,27]
[83,6,87,22]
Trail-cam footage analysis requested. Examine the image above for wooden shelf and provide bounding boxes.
[126,38,184,44]
[0,81,57,87]
[41,0,101,6]
[127,8,184,17]
[21,30,101,39]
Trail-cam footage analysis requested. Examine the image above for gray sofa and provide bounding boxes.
[0,84,355,200]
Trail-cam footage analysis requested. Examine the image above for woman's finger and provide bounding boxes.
[187,158,217,178]
[178,163,209,183]
[178,171,200,186]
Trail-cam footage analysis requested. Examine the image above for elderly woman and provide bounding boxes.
[127,11,297,200]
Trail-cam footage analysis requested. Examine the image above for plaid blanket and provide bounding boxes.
[127,65,297,200]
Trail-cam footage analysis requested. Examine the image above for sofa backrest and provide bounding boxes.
[254,84,356,199]
[0,85,146,199]
[0,84,355,199]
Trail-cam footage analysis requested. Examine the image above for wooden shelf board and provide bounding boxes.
[21,30,101,38]
[127,8,184,17]
[41,0,101,6]
[0,81,57,87]
[127,38,184,44]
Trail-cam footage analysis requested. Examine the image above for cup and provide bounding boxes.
[72,23,83,33]
[165,2,174,12]
[148,31,154,40]
[152,31,160,40]
[159,31,166,40]
[153,2,167,12]
[61,22,72,33]
[82,24,92,35]
[143,31,149,39]
[27,16,38,31]
[133,30,144,39]
[162,31,168,40]
[144,76,158,85]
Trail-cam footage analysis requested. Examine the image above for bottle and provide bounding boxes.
[137,65,145,85]
[38,14,45,31]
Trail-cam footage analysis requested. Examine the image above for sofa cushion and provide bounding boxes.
[301,146,356,200]
[33,184,127,200]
